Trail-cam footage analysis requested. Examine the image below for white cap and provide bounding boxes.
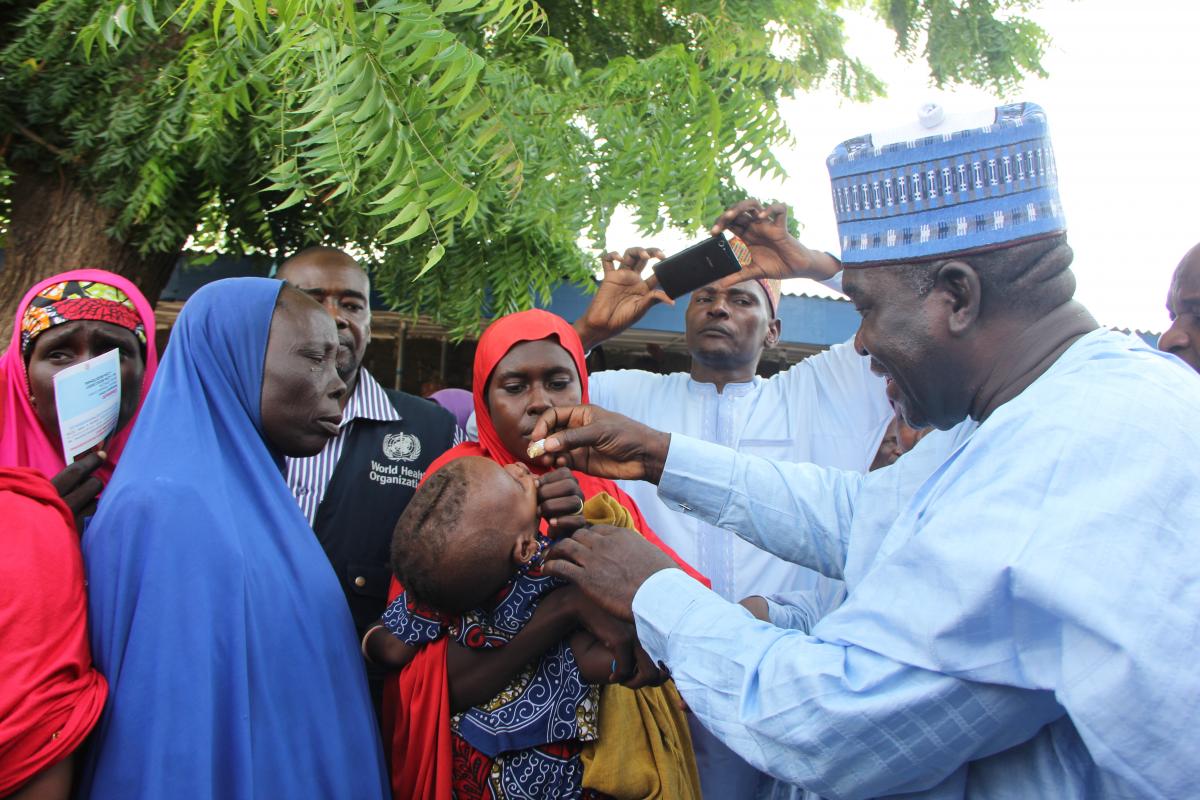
[870,103,997,147]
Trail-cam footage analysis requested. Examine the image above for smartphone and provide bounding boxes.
[652,235,751,299]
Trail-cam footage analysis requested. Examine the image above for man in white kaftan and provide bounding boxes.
[572,235,891,797]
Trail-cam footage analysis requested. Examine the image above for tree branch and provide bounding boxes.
[13,122,80,164]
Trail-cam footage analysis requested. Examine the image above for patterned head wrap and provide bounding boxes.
[827,101,1065,267]
[727,234,781,318]
[755,278,782,318]
[20,279,147,355]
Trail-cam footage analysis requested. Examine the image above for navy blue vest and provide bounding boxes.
[312,389,457,636]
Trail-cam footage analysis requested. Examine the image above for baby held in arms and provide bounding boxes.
[369,455,702,799]
[373,456,618,682]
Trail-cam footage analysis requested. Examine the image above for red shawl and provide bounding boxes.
[383,309,705,799]
[0,467,107,795]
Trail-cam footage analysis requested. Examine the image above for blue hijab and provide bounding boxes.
[80,278,387,800]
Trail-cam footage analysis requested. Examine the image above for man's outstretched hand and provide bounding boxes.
[543,524,679,623]
[527,404,671,483]
[710,199,841,288]
[573,247,674,352]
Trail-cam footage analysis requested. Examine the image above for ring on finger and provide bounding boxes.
[569,495,585,516]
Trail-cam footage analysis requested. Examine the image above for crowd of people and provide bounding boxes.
[2,101,1198,800]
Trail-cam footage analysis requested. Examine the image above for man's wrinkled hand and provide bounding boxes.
[709,199,840,287]
[543,524,678,623]
[527,404,670,483]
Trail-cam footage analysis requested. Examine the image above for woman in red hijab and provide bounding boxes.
[0,269,158,526]
[0,467,107,799]
[375,310,704,800]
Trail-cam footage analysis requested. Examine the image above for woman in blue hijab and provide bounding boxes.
[80,278,388,799]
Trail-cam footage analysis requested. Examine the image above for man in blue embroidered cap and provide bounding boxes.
[517,102,1200,798]
[829,101,1065,266]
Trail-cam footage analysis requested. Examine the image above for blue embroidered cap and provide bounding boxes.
[827,101,1065,267]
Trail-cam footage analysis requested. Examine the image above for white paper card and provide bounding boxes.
[53,348,122,464]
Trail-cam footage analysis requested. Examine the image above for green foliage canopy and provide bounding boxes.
[0,0,1050,334]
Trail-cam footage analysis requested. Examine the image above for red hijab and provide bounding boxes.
[0,467,107,794]
[423,308,593,476]
[384,310,704,800]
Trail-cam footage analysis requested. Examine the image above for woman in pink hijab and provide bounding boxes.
[0,268,158,527]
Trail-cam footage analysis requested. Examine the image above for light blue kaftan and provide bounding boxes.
[633,329,1200,799]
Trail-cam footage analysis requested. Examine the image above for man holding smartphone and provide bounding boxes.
[572,202,891,798]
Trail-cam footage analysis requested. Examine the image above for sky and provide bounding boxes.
[606,0,1200,334]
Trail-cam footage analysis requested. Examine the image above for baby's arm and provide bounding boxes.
[366,589,447,671]
[446,584,587,712]
[569,613,669,689]
[569,629,617,684]
[362,623,420,670]
[738,596,771,621]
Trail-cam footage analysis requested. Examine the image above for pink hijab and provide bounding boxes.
[0,269,158,481]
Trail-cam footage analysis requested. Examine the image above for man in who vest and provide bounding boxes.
[278,247,462,713]
[529,103,1200,797]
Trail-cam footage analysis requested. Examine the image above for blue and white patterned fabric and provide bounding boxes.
[380,563,594,758]
[828,101,1065,266]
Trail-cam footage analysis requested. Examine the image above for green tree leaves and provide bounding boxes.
[1,0,1051,335]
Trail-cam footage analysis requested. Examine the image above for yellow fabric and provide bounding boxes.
[578,494,703,800]
[581,491,635,529]
[580,681,703,800]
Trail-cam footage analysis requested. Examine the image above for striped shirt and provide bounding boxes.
[286,369,461,526]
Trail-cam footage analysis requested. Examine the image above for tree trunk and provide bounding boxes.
[1,160,183,347]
